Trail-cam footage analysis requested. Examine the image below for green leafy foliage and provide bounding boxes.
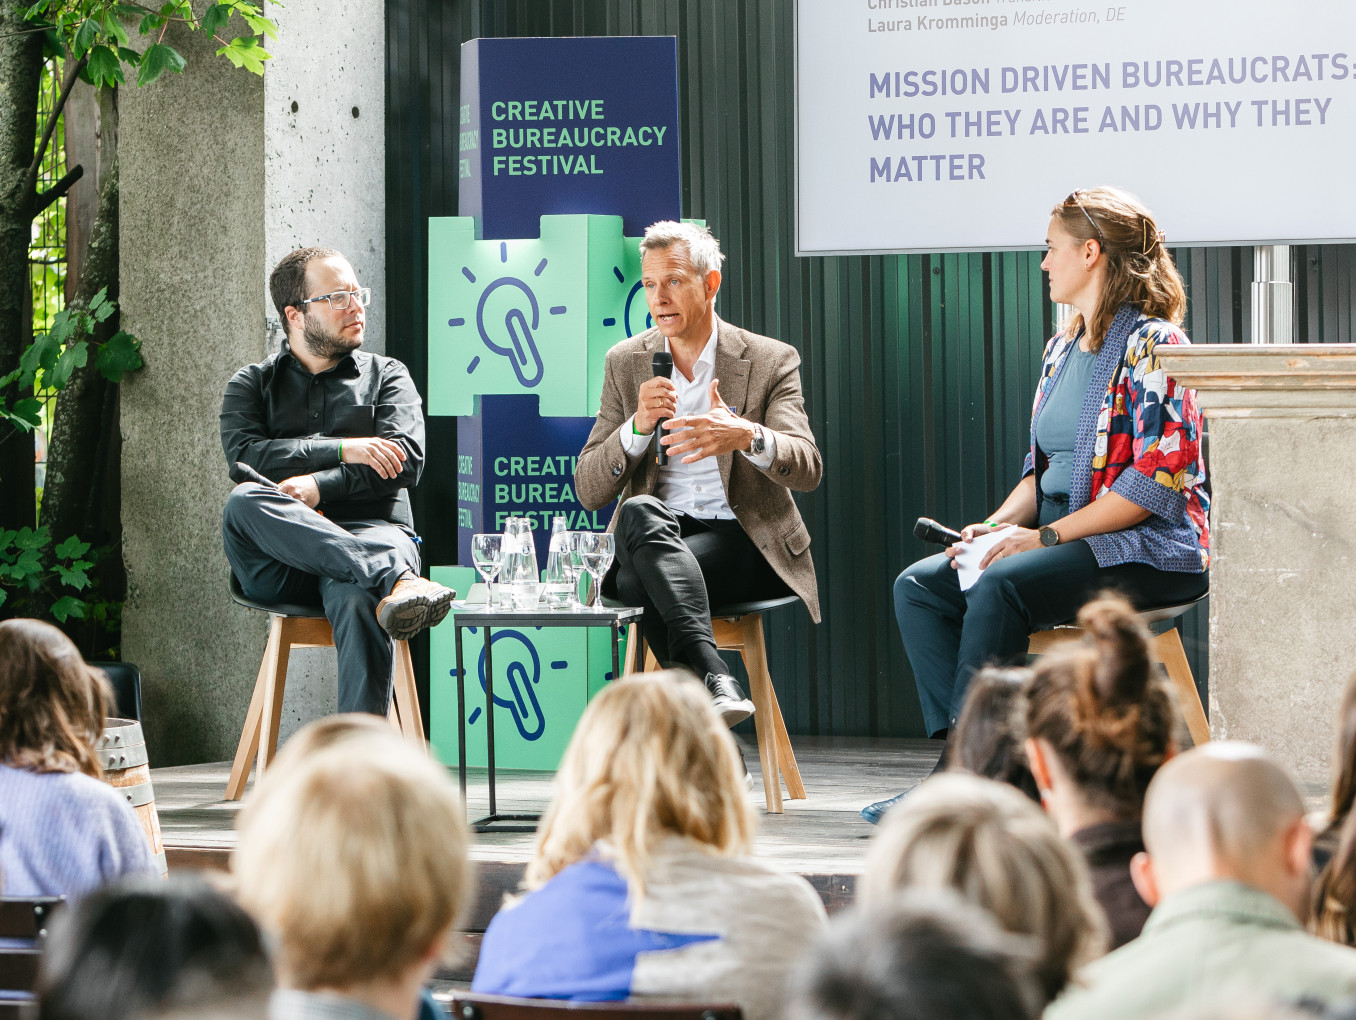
[95,332,143,382]
[0,526,113,630]
[1,291,144,433]
[216,34,269,74]
[136,41,186,86]
[28,0,278,90]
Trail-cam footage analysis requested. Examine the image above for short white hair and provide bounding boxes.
[639,221,725,275]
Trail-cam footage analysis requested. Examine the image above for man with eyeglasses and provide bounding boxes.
[219,247,454,718]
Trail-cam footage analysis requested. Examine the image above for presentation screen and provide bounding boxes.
[796,0,1356,254]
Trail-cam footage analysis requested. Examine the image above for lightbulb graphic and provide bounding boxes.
[477,276,543,387]
[443,239,570,394]
[599,263,652,338]
[465,628,548,742]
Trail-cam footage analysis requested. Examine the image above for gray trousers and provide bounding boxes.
[221,482,420,715]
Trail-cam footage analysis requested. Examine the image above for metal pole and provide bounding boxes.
[1251,245,1293,344]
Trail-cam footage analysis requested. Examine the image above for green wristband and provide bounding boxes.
[632,418,646,436]
[338,439,344,461]
[983,519,999,527]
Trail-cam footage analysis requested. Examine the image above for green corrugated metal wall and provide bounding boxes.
[386,0,1356,738]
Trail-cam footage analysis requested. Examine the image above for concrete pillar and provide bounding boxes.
[1156,344,1356,783]
[121,2,384,766]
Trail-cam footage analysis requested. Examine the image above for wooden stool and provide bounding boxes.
[225,575,426,801]
[624,595,806,814]
[1027,594,1210,746]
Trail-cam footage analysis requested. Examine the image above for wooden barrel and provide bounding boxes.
[97,718,166,877]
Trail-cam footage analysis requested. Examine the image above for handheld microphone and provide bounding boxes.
[913,517,963,546]
[651,351,674,466]
[229,462,279,490]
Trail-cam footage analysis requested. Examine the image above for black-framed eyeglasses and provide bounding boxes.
[298,287,371,311]
[1066,190,1105,245]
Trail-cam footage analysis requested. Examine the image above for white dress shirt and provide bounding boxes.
[619,319,777,519]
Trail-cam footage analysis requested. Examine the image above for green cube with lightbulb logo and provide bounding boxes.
[426,566,624,772]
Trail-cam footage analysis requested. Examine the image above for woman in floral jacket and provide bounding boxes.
[863,186,1210,824]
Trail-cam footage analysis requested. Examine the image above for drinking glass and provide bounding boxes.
[470,533,504,608]
[502,518,541,610]
[576,532,616,609]
[564,532,587,608]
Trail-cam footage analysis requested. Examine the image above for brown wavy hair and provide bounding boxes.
[1023,594,1175,817]
[1051,186,1186,351]
[1310,669,1356,944]
[0,618,111,778]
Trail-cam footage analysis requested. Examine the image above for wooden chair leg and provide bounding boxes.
[258,616,292,772]
[738,615,784,813]
[644,646,660,672]
[1155,627,1211,745]
[764,674,806,800]
[624,623,646,676]
[226,648,271,801]
[392,640,427,750]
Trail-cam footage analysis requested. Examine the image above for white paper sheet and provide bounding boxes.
[953,529,1015,592]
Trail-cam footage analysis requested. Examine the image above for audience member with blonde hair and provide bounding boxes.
[861,772,1106,1005]
[472,671,826,1019]
[0,618,155,898]
[1024,592,1177,946]
[1047,743,1356,1020]
[232,714,471,1020]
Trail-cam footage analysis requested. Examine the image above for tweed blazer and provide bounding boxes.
[575,320,822,622]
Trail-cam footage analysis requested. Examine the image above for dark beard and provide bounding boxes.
[301,314,362,361]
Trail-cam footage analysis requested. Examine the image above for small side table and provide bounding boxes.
[450,603,643,832]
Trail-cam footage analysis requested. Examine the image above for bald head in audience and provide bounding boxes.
[1130,742,1312,920]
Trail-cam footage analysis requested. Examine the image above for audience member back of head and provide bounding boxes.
[1047,742,1356,1020]
[950,666,1040,804]
[862,771,1106,1006]
[0,618,155,898]
[232,713,471,1020]
[1023,593,1176,947]
[472,671,827,1020]
[1312,669,1356,943]
[789,889,1042,1020]
[37,873,272,1020]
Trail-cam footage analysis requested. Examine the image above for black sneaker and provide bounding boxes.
[704,672,755,727]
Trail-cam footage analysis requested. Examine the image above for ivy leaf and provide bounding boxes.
[15,527,49,550]
[86,44,125,88]
[86,287,114,323]
[18,329,61,385]
[2,398,44,431]
[55,535,91,560]
[216,35,270,74]
[137,42,187,86]
[15,549,45,580]
[71,17,98,57]
[95,332,144,382]
[51,596,87,623]
[102,13,129,47]
[240,10,277,40]
[200,2,229,37]
[49,340,89,391]
[55,564,91,591]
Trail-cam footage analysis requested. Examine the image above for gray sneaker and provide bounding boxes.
[704,672,755,727]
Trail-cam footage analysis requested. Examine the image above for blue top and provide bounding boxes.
[1034,341,1097,502]
[473,858,719,1001]
[471,837,828,1020]
[0,763,156,899]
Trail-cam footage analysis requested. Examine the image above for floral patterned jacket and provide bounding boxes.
[1022,303,1210,573]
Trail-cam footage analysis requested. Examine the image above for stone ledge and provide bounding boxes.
[1158,344,1356,417]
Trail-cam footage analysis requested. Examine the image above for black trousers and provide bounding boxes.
[221,482,420,715]
[607,495,789,679]
[896,538,1209,737]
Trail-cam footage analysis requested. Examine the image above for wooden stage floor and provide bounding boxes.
[155,735,943,895]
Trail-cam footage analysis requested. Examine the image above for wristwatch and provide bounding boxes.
[1038,525,1060,547]
[749,423,766,456]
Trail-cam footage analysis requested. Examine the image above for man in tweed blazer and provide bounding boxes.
[575,222,821,724]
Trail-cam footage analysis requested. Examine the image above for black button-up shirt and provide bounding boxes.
[220,342,425,527]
